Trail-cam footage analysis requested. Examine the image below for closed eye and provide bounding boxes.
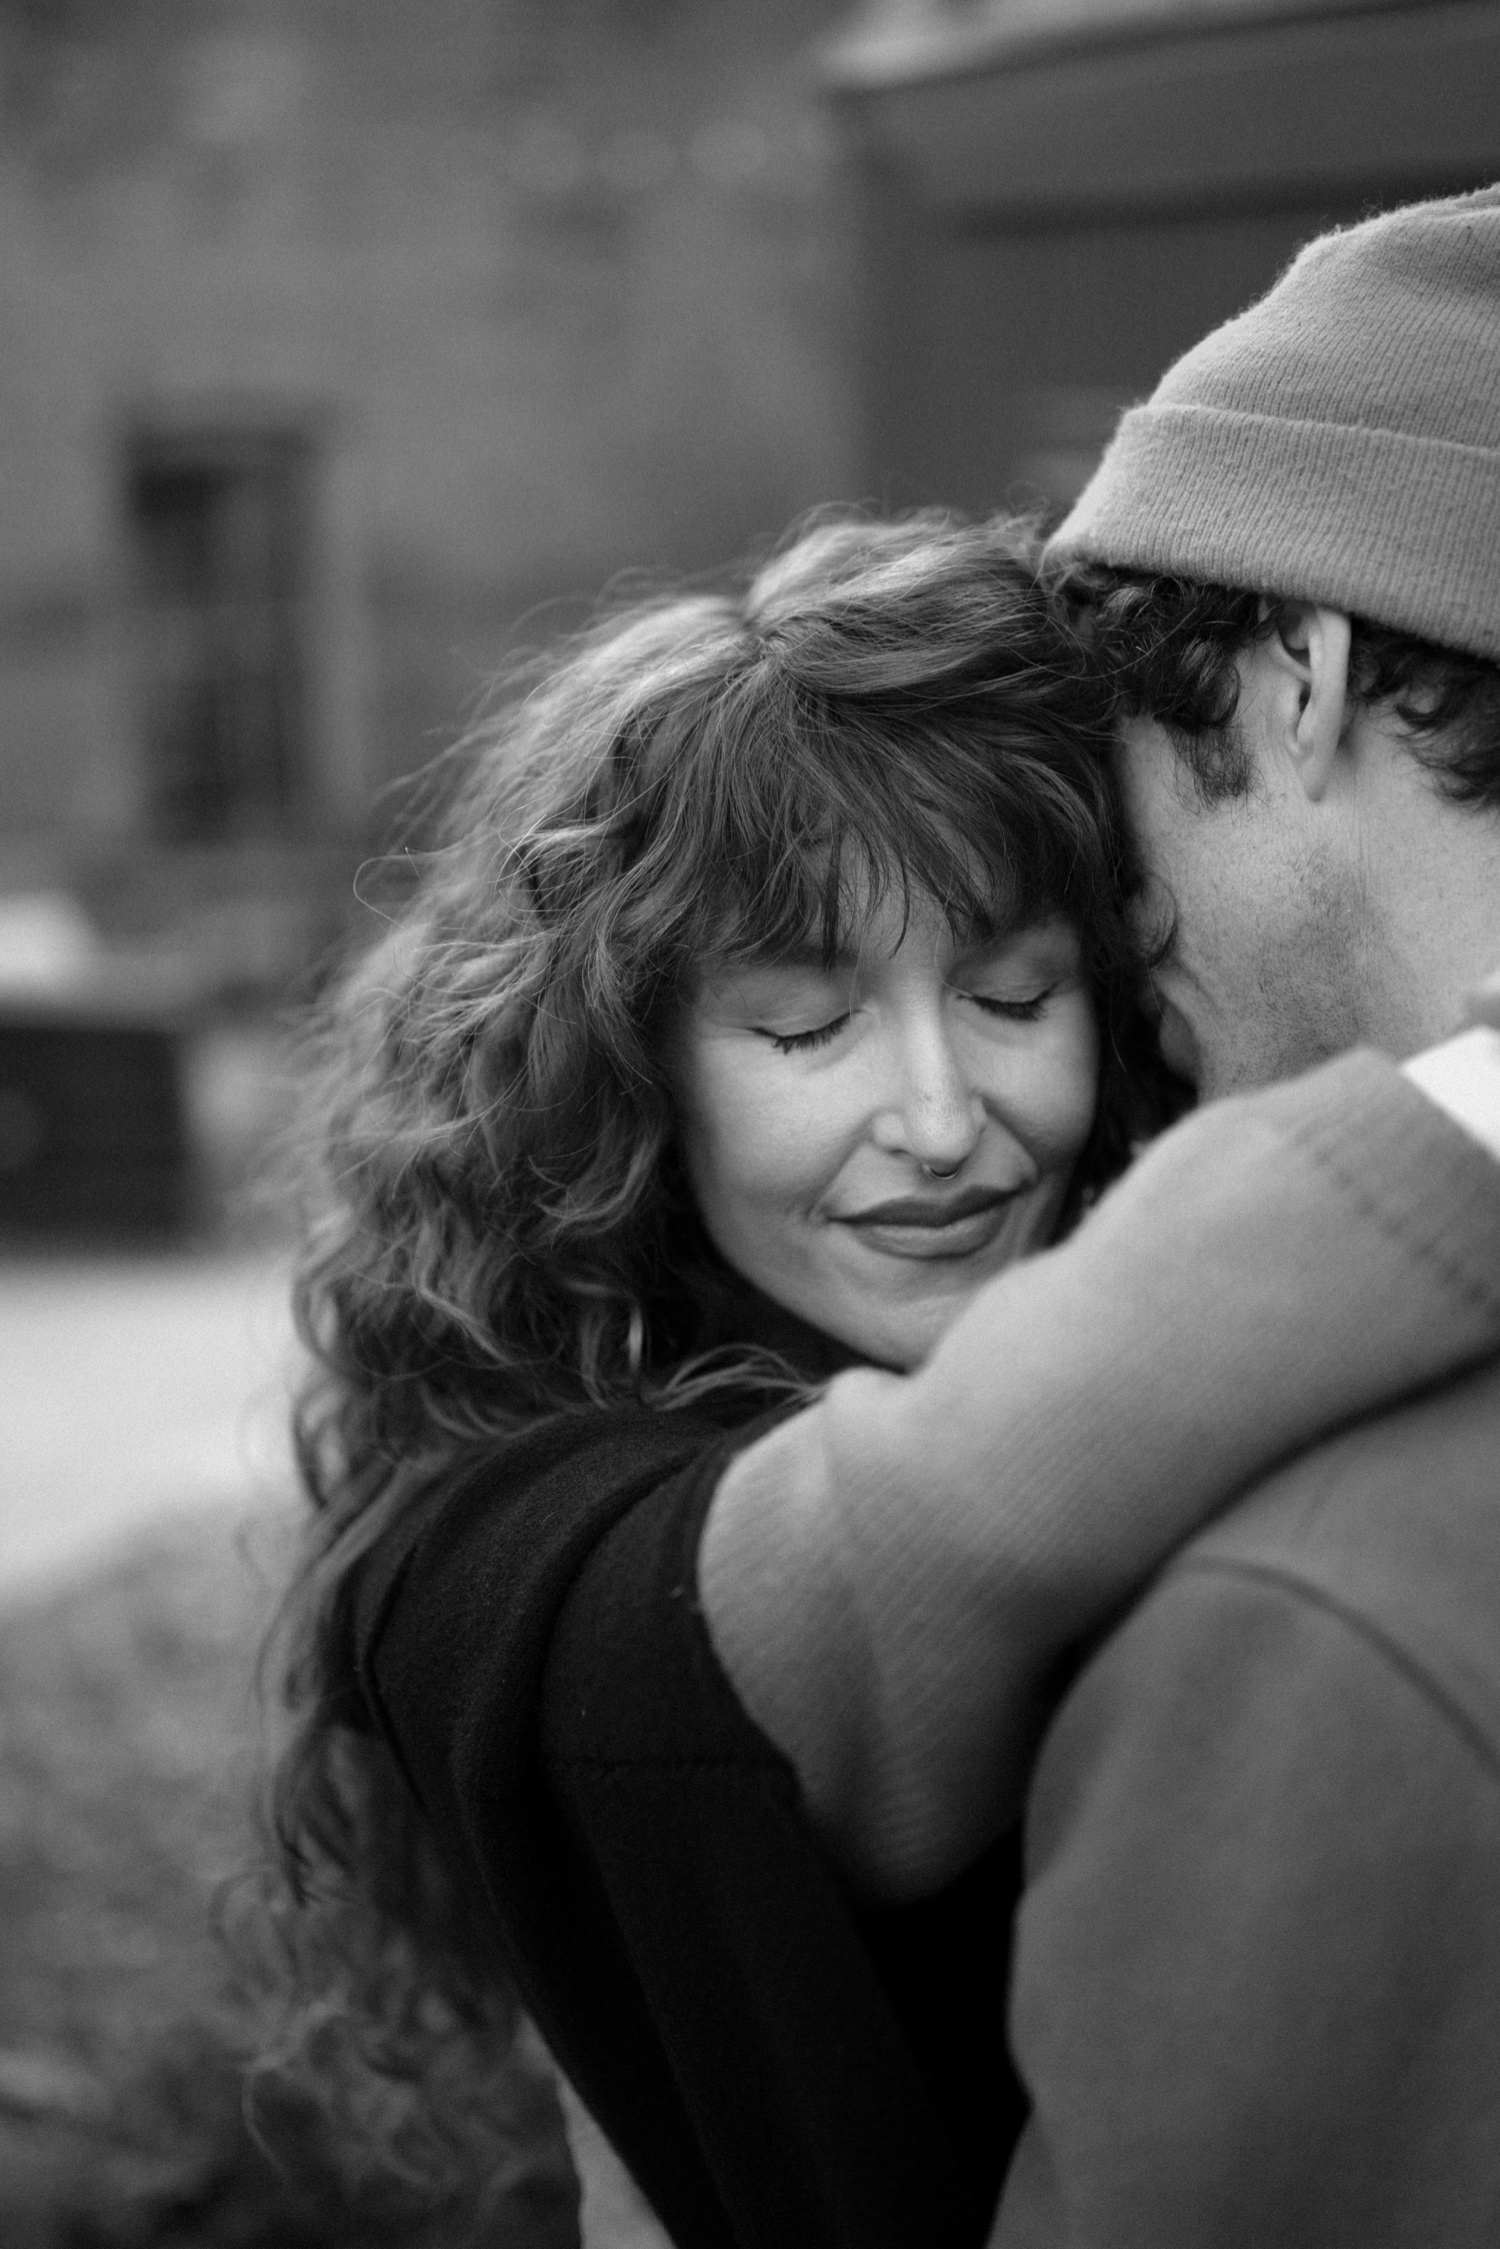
[763,1014,851,1054]
[965,986,1055,1023]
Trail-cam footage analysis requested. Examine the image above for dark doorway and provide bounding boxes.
[127,429,314,844]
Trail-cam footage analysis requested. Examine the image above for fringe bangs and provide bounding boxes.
[595,664,1122,993]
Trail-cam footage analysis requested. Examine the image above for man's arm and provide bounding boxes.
[698,1049,1500,1898]
[991,1550,1500,2249]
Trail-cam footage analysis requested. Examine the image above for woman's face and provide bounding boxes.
[672,890,1099,1370]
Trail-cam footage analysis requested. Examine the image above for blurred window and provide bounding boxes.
[126,430,313,844]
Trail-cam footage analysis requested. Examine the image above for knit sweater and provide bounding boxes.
[991,1347,1500,2247]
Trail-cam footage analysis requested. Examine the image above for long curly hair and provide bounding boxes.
[257,510,1151,2190]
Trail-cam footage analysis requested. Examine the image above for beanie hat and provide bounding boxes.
[1045,185,1500,665]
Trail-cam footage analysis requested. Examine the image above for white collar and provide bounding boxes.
[1402,1024,1500,1164]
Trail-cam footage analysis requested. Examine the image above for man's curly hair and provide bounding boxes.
[1052,564,1500,812]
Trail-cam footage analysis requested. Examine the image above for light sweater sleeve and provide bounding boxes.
[697,1048,1500,1898]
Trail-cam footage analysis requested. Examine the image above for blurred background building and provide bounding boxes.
[0,0,858,1233]
[0,0,1496,1239]
[831,0,1500,517]
[0,0,857,964]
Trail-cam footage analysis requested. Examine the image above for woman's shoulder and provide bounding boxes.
[348,1392,785,1746]
[424,1388,772,1552]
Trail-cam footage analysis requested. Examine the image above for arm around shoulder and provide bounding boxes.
[700,1050,1500,1898]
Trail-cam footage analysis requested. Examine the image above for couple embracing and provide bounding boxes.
[269,187,1500,2247]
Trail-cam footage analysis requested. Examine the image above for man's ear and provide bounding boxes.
[1264,602,1352,802]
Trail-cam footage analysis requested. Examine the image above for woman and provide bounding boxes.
[267,513,1473,2249]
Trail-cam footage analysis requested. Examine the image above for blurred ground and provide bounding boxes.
[0,1505,581,2249]
[0,1250,298,1601]
[0,1248,670,2247]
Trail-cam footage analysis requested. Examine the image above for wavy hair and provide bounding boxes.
[257,510,1150,2188]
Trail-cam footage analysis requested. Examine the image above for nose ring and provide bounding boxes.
[923,1162,960,1181]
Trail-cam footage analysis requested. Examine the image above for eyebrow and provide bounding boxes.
[716,938,855,980]
[763,941,859,974]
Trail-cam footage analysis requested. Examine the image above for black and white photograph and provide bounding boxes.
[1,2,1499,2244]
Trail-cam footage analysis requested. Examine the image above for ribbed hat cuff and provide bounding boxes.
[1050,402,1500,665]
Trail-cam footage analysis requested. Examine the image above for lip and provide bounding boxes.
[842,1185,1011,1228]
[834,1185,1022,1262]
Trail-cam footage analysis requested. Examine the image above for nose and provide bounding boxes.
[869,1012,986,1174]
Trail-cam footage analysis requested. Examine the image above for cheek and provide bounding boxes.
[1046,1005,1103,1156]
[982,1002,1100,1167]
[1120,735,1207,905]
[1123,743,1260,941]
[676,1045,842,1225]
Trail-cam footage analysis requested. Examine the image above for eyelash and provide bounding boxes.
[969,989,1052,1023]
[765,987,1055,1054]
[768,1016,848,1054]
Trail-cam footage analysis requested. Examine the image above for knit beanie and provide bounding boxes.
[1045,185,1500,665]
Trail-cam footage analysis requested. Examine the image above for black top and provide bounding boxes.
[351,1325,1027,2249]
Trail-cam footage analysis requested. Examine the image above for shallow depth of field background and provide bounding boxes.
[0,1,1496,2243]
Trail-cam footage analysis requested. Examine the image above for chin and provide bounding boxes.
[851,1291,974,1374]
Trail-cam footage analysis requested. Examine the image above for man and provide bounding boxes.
[1006,185,1500,2242]
[701,185,1500,2245]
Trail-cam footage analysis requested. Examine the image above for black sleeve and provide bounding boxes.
[538,1456,1001,2249]
[360,1408,1004,2249]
